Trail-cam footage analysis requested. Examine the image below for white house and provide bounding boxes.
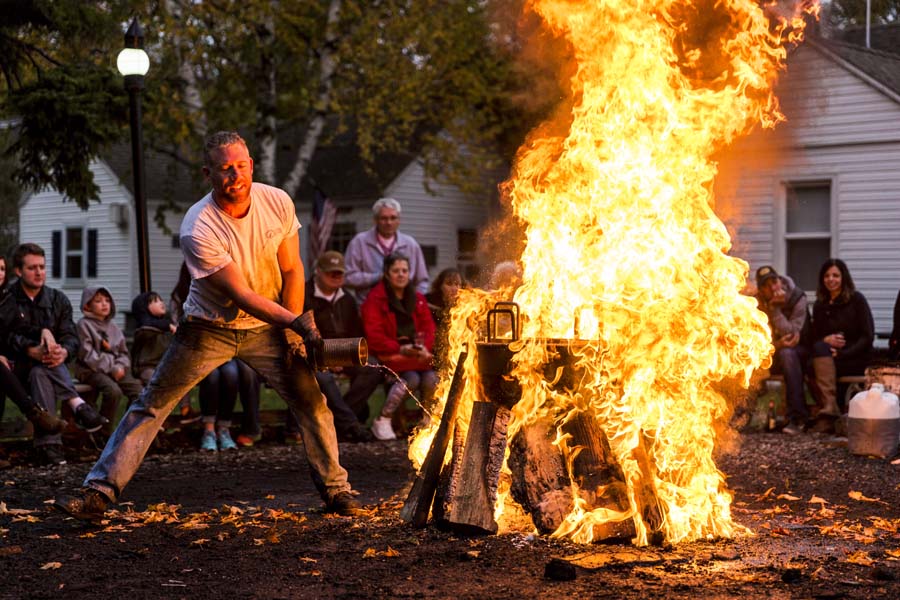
[18,156,187,331]
[716,34,900,338]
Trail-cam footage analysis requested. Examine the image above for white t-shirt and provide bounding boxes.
[179,182,301,328]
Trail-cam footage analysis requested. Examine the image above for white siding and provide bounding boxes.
[385,160,490,281]
[18,160,187,329]
[717,44,900,336]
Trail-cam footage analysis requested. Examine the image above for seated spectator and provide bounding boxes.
[131,290,176,385]
[287,251,380,443]
[889,290,899,361]
[362,253,436,441]
[198,359,256,451]
[425,268,464,372]
[754,266,811,434]
[73,286,144,435]
[809,258,874,428]
[234,359,261,448]
[5,243,106,465]
[1,254,67,434]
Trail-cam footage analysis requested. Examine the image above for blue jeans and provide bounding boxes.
[19,363,79,447]
[771,345,809,423]
[84,320,349,502]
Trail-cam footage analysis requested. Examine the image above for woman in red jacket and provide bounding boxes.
[361,253,436,440]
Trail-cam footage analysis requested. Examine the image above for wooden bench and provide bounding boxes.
[761,374,868,413]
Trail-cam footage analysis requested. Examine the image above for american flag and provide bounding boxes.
[309,187,337,262]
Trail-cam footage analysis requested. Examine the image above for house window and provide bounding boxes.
[784,181,831,291]
[51,227,98,281]
[327,222,357,254]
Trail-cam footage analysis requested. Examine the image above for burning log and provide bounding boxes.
[400,350,469,527]
[434,401,511,535]
[507,413,636,540]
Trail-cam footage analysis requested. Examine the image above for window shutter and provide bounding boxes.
[51,231,61,278]
[87,229,98,277]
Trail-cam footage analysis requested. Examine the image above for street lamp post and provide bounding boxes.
[117,17,152,294]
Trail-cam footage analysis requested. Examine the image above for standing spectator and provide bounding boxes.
[810,258,874,428]
[362,253,436,441]
[0,254,67,436]
[425,268,464,373]
[344,198,429,303]
[54,131,359,520]
[287,250,380,443]
[73,286,144,435]
[754,266,811,434]
[5,243,106,466]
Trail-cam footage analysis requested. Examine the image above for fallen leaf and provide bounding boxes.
[808,496,828,505]
[40,562,62,570]
[777,494,800,501]
[770,527,792,536]
[381,546,400,557]
[41,535,60,540]
[253,539,265,546]
[844,551,875,566]
[265,495,275,500]
[755,487,775,501]
[886,548,900,559]
[189,538,210,547]
[363,548,377,558]
[848,490,886,505]
[299,557,318,564]
[0,546,23,556]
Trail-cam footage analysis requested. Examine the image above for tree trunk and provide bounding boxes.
[281,0,341,198]
[254,10,277,185]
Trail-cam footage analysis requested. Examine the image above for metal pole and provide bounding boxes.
[125,74,151,293]
[866,0,872,49]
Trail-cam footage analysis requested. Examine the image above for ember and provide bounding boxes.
[407,0,820,546]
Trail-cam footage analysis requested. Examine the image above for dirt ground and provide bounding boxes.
[2,427,900,600]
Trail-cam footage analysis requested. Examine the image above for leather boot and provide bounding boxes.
[812,356,840,417]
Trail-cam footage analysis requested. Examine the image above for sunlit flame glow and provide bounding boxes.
[412,0,818,545]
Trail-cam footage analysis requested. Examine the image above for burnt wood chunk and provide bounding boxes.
[630,434,665,544]
[508,413,635,540]
[401,351,469,527]
[561,414,635,541]
[507,417,573,534]
[439,401,510,535]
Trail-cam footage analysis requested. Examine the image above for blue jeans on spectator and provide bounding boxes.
[84,320,349,502]
[286,361,382,437]
[18,363,79,447]
[199,359,239,427]
[771,345,810,424]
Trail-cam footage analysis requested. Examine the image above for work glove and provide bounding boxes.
[289,310,324,371]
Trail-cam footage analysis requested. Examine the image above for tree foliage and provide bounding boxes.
[824,0,900,29]
[2,0,553,212]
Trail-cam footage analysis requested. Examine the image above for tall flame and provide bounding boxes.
[411,0,818,546]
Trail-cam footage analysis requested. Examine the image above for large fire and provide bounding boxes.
[410,0,818,545]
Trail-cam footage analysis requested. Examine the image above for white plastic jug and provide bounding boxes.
[847,383,900,459]
[848,383,900,419]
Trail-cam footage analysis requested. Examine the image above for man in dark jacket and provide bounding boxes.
[6,243,107,465]
[755,266,811,434]
[294,251,381,442]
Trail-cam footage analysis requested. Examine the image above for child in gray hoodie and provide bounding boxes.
[74,286,144,432]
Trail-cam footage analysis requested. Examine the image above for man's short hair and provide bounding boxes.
[203,131,248,166]
[372,197,401,216]
[12,243,45,270]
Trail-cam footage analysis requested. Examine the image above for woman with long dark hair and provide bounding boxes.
[361,253,436,440]
[425,268,464,372]
[809,258,874,426]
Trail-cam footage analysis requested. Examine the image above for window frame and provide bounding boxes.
[777,177,835,292]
